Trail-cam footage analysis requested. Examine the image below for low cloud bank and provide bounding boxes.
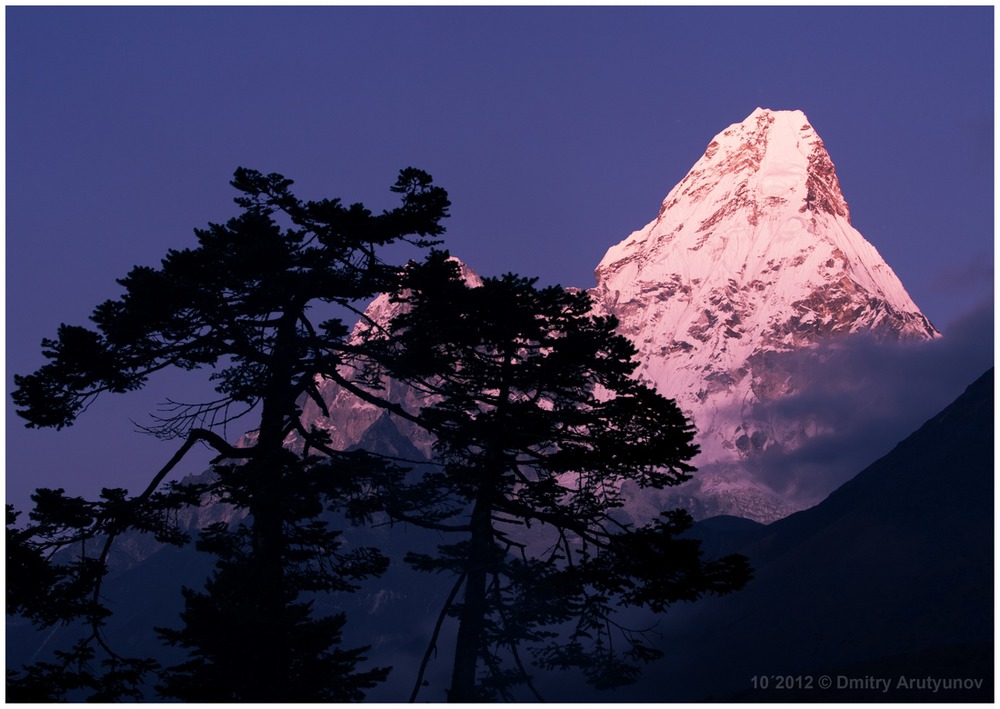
[748,298,994,507]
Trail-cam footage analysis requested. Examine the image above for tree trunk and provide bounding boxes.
[243,312,299,700]
[448,490,494,702]
[246,452,288,701]
[449,359,513,702]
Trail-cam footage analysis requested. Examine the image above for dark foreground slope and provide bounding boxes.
[599,368,994,702]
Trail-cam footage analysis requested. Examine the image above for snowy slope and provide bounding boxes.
[591,108,938,521]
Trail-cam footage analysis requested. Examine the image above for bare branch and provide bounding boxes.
[324,369,421,425]
[291,418,436,469]
[134,397,258,441]
[387,509,471,533]
[410,572,467,703]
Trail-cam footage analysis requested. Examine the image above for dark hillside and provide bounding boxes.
[597,369,994,702]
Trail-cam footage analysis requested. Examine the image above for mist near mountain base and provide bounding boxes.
[746,298,993,507]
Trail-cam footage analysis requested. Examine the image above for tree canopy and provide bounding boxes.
[8,170,750,703]
[365,252,752,700]
[8,166,450,701]
[13,166,449,435]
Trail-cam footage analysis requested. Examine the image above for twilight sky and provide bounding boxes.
[6,6,994,513]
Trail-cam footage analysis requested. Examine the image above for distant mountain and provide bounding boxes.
[288,259,487,461]
[595,368,993,702]
[591,107,939,521]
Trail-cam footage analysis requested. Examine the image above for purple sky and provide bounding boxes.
[6,6,994,513]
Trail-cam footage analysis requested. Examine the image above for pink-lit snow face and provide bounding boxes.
[589,108,938,522]
[301,108,944,524]
[287,108,951,528]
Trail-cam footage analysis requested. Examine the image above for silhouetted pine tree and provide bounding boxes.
[9,167,450,700]
[367,252,752,701]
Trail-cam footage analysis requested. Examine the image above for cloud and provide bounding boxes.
[745,298,994,507]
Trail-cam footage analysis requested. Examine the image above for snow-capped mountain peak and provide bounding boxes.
[659,107,847,223]
[298,108,938,523]
[590,108,938,521]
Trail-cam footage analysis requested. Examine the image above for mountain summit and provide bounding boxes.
[591,108,938,521]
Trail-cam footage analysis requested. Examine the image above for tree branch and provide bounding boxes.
[322,367,429,431]
[88,428,255,656]
[492,573,545,702]
[410,571,466,703]
[386,508,471,533]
